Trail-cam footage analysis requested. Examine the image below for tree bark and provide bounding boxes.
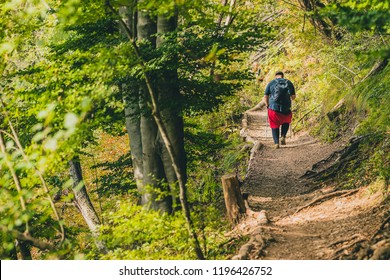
[119,4,144,194]
[138,9,172,213]
[222,174,246,224]
[119,1,137,39]
[123,82,144,194]
[69,158,107,253]
[157,12,187,201]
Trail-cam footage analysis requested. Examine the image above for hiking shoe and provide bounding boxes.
[274,144,280,149]
[280,137,286,145]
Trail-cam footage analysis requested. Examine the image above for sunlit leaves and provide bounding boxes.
[322,0,390,33]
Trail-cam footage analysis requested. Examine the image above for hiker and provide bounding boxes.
[263,71,296,148]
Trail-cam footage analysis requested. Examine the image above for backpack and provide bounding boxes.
[272,78,289,104]
[269,78,291,114]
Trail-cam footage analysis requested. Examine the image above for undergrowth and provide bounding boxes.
[75,87,256,259]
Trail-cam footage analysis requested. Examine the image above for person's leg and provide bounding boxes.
[268,109,280,148]
[280,123,289,145]
[272,127,280,145]
[281,123,289,137]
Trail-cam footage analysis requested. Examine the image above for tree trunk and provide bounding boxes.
[298,0,337,40]
[69,158,107,253]
[221,174,246,224]
[119,1,137,39]
[119,4,144,194]
[107,1,205,259]
[123,83,144,194]
[137,9,172,213]
[156,13,187,202]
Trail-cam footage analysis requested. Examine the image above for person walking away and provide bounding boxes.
[262,71,296,148]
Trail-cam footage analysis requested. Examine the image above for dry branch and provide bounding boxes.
[292,105,319,131]
[361,58,389,82]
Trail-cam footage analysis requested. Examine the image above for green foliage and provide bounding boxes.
[99,203,231,260]
[91,152,135,196]
[322,0,390,33]
[353,65,390,135]
[7,0,389,261]
[335,135,389,190]
[1,0,270,259]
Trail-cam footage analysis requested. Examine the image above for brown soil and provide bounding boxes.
[235,108,389,260]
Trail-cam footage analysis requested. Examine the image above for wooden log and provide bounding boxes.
[222,174,246,224]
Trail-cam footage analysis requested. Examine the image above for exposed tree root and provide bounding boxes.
[370,214,390,241]
[328,234,366,248]
[330,211,390,260]
[294,189,359,214]
[232,232,271,260]
[332,237,368,259]
[300,136,367,183]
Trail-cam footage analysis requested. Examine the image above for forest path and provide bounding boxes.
[235,105,388,260]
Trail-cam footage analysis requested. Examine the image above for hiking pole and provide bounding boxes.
[265,108,268,138]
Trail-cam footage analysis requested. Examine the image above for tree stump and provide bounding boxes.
[221,174,246,224]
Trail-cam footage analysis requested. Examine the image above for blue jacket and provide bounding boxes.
[264,78,296,114]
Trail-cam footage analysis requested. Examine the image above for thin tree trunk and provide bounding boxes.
[224,0,236,27]
[210,0,237,77]
[217,0,228,26]
[69,158,107,253]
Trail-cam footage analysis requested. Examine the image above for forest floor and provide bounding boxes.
[232,106,390,260]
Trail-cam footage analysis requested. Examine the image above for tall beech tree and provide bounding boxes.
[118,0,206,213]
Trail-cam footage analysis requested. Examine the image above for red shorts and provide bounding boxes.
[268,109,292,129]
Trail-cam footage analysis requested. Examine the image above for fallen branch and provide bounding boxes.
[294,189,359,214]
[361,58,389,82]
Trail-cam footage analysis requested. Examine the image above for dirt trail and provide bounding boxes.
[235,106,389,260]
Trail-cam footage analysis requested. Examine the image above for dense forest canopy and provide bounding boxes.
[0,0,388,260]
